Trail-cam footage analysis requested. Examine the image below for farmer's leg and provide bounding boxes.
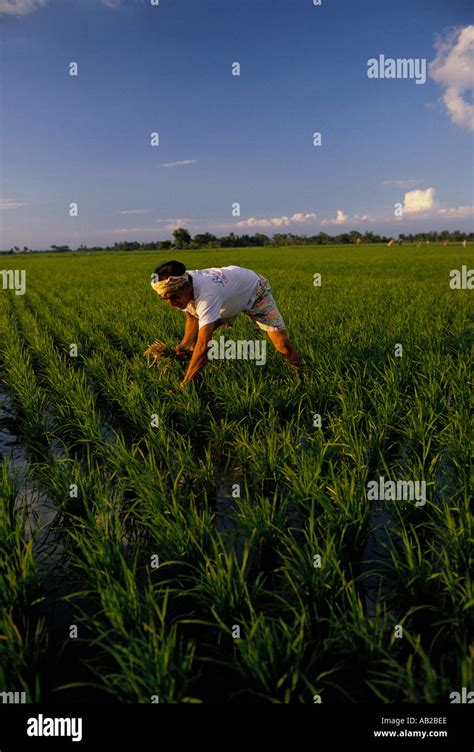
[266,329,302,367]
[244,277,301,366]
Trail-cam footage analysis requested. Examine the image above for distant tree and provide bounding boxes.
[349,231,362,244]
[220,232,238,248]
[173,228,191,249]
[193,232,218,248]
[317,232,330,245]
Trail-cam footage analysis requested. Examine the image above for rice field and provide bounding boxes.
[0,244,472,704]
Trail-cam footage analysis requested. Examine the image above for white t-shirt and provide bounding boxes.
[185,266,261,328]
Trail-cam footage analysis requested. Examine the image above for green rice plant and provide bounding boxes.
[366,630,457,703]
[0,462,47,700]
[0,243,470,703]
[221,610,332,703]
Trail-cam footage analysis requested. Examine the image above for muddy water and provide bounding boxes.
[0,386,64,580]
[360,509,402,618]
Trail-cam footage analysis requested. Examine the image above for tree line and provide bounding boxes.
[3,228,472,254]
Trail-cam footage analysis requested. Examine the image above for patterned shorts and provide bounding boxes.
[244,276,286,332]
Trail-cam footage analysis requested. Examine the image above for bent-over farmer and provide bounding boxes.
[151,261,302,386]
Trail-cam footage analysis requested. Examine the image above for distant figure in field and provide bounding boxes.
[150,261,302,386]
[463,239,467,248]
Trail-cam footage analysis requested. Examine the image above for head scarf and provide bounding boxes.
[151,272,190,298]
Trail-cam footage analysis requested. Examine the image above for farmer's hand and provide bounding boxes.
[175,344,188,361]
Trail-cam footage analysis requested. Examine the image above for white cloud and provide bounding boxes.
[0,0,47,14]
[353,214,374,223]
[118,209,149,215]
[237,212,316,228]
[237,216,289,228]
[290,212,317,223]
[403,187,435,214]
[165,219,193,230]
[320,209,347,226]
[154,218,197,230]
[160,160,197,168]
[383,179,421,187]
[429,26,474,131]
[437,205,474,218]
[0,198,28,209]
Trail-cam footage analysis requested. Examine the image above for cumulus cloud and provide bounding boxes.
[237,212,316,228]
[0,0,47,15]
[320,210,347,226]
[0,198,28,209]
[403,188,435,214]
[429,26,474,131]
[160,160,197,168]
[291,212,317,223]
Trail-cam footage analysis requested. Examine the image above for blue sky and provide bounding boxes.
[0,0,473,249]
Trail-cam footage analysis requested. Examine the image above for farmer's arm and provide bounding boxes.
[180,322,216,385]
[177,312,199,351]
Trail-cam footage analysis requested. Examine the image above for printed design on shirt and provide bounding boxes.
[207,270,228,286]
